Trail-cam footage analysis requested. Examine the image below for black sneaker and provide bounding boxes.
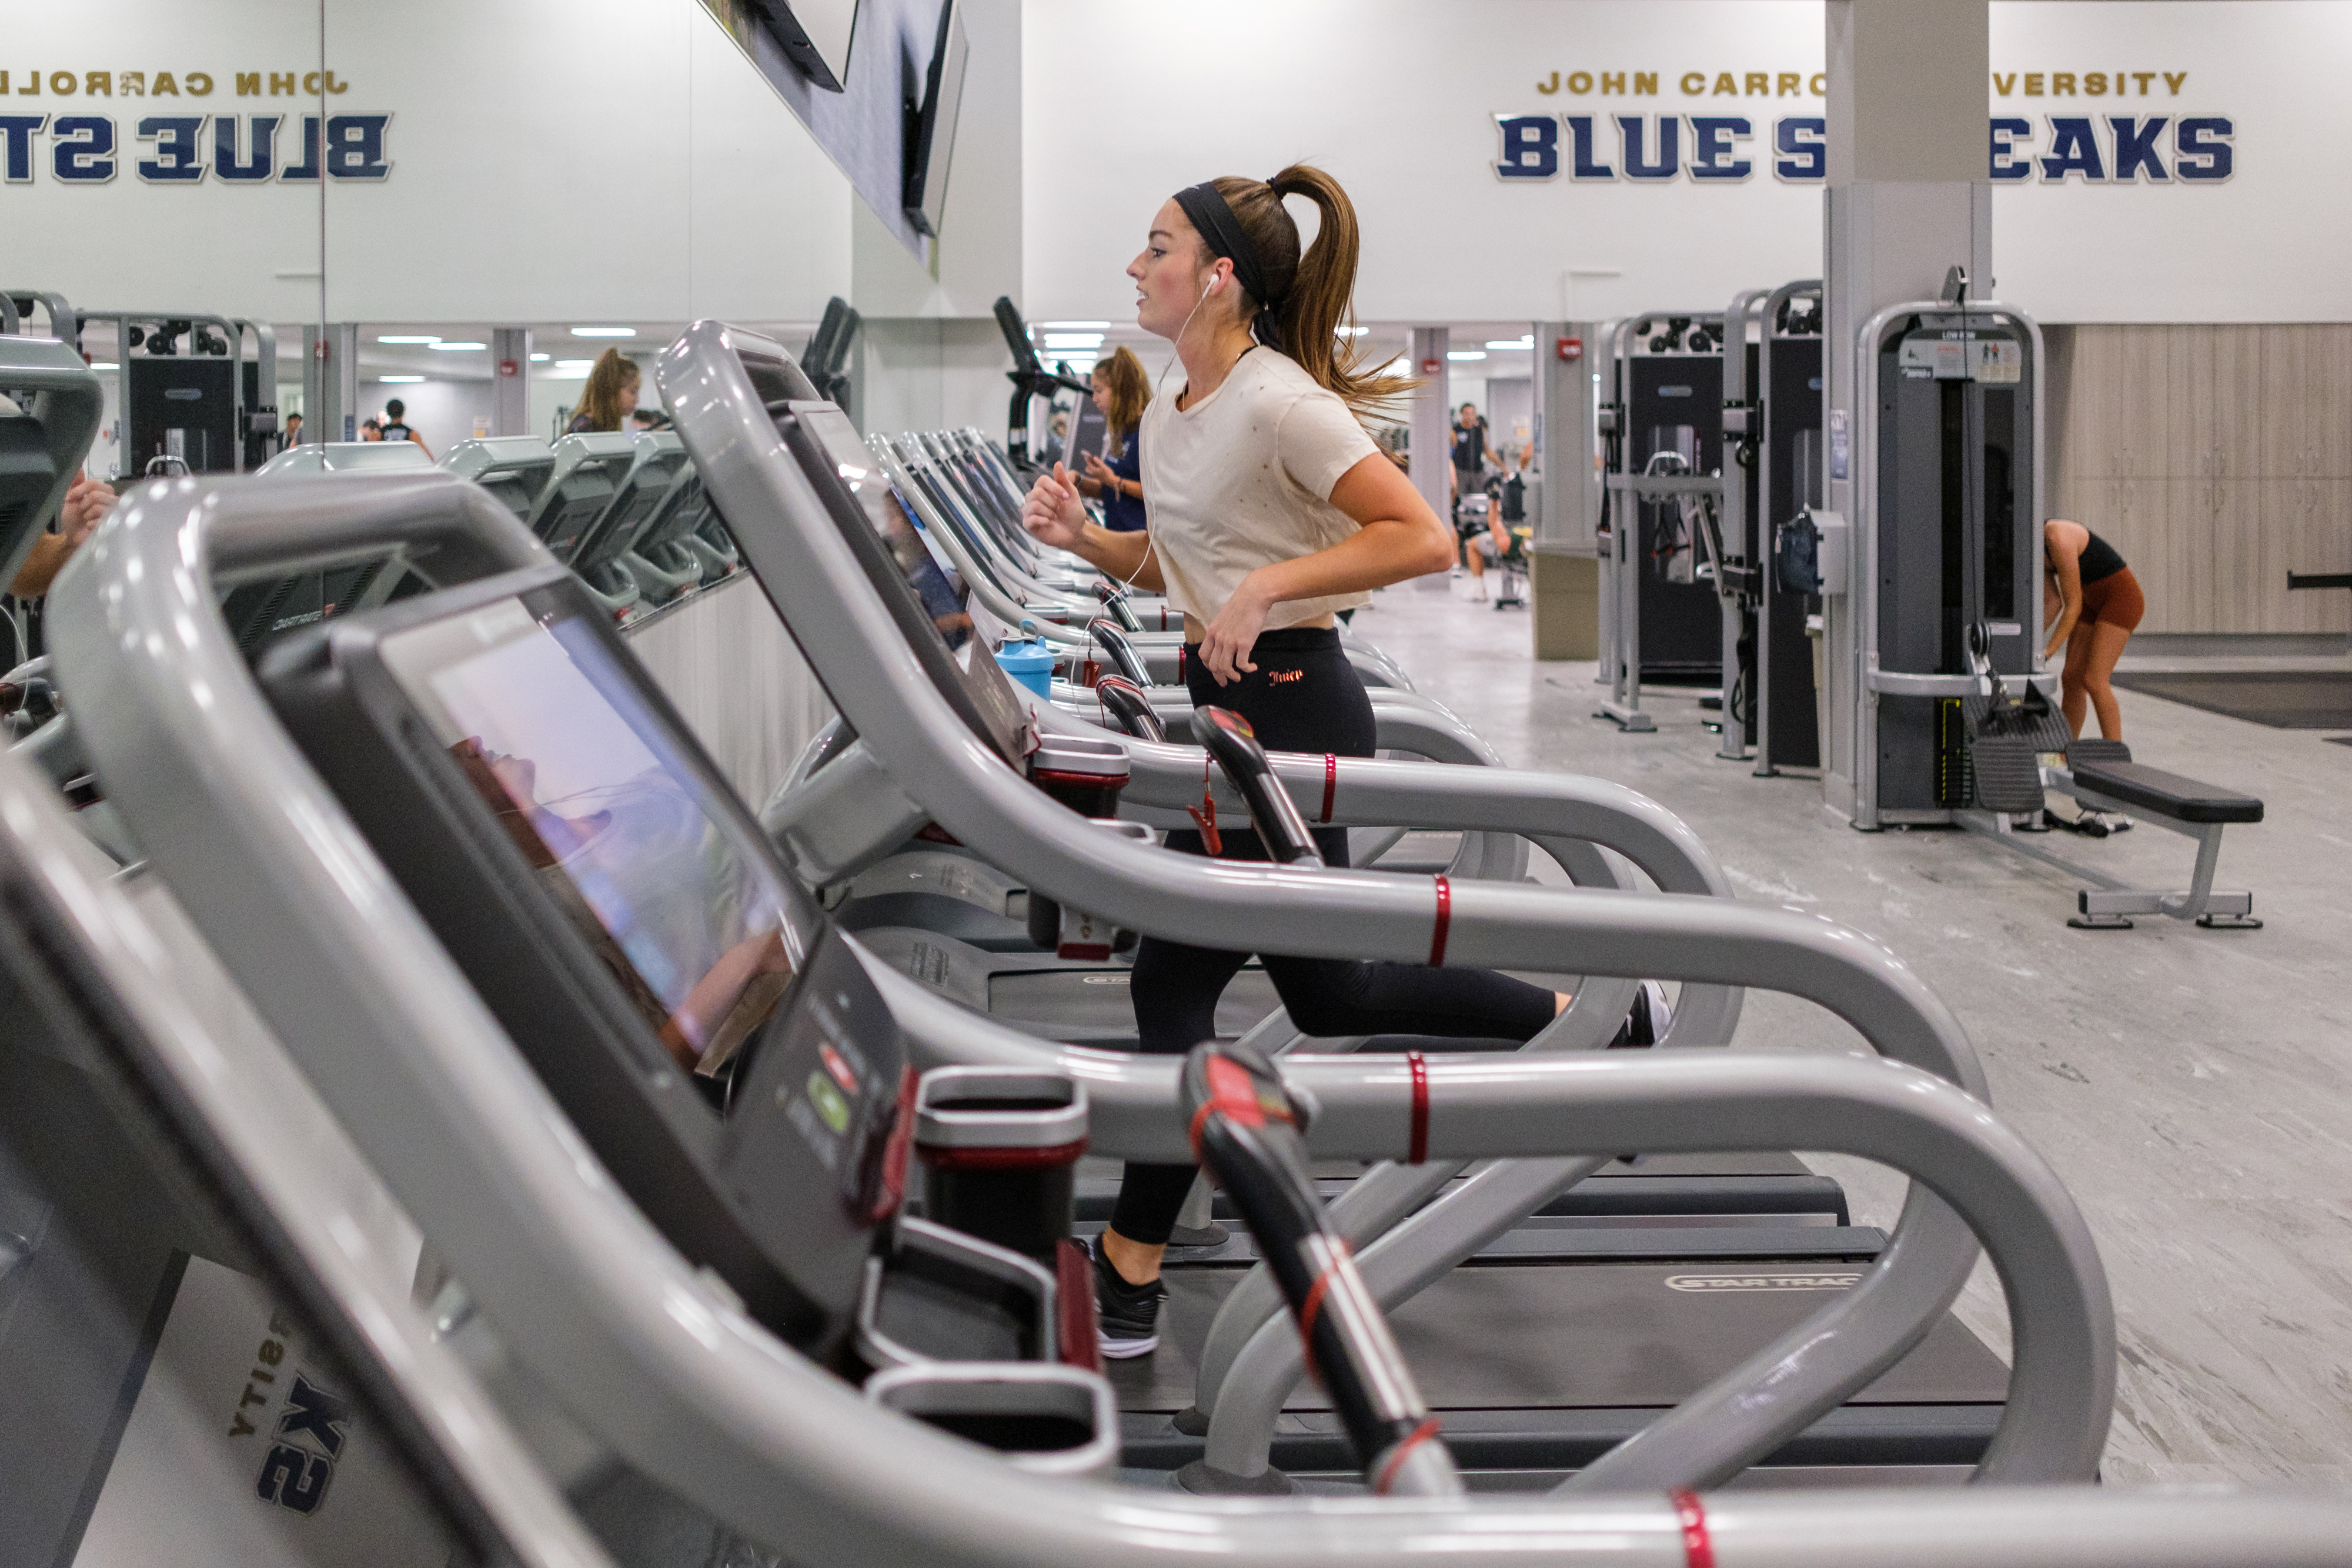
[1090,1236,1165,1359]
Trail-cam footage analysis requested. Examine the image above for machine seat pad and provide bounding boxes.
[2070,759,2264,824]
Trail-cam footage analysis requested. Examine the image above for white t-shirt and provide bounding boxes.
[1137,347,1379,630]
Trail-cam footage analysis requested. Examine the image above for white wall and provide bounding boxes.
[1024,0,2349,325]
[2,0,857,325]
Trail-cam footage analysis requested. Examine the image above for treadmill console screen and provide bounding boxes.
[763,396,1030,767]
[380,595,803,1076]
[263,567,912,1355]
[793,402,972,650]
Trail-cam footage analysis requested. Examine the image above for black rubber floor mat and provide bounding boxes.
[2111,670,2352,728]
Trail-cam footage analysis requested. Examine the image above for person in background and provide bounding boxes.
[359,417,384,442]
[1451,401,1492,517]
[379,399,432,460]
[282,411,303,449]
[1043,409,1071,466]
[1461,443,1522,601]
[567,349,642,434]
[1077,346,1150,532]
[2042,516,2146,834]
[12,474,116,600]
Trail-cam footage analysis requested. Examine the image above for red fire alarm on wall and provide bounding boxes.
[497,359,520,378]
[1557,336,1582,362]
[1419,356,1442,376]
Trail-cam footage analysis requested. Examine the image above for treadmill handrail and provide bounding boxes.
[52,462,2132,1556]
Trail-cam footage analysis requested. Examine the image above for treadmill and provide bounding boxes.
[46,456,2126,1523]
[563,431,691,620]
[0,741,610,1568]
[439,435,558,524]
[524,433,638,566]
[254,440,436,477]
[617,467,727,604]
[656,325,2052,1486]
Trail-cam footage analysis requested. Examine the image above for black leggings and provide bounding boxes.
[1108,628,1557,1246]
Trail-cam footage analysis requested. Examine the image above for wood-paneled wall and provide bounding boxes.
[2046,324,2352,636]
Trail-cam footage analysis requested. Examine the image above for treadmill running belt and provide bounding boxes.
[2110,669,2352,729]
[1110,1262,2009,1414]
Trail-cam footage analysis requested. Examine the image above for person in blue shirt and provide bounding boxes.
[1077,346,1149,531]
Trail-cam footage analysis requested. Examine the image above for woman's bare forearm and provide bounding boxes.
[1067,523,1163,591]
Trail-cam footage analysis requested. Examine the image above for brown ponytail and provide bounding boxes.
[576,348,642,433]
[1205,163,1412,419]
[1095,345,1150,437]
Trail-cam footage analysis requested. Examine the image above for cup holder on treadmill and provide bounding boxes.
[865,1362,1119,1480]
[856,1215,1060,1372]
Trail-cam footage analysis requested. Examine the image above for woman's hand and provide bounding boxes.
[59,474,115,546]
[1198,573,1274,686]
[1022,462,1088,551]
[1081,451,1120,490]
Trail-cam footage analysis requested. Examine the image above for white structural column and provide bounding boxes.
[491,328,533,437]
[301,324,360,445]
[1408,326,1452,588]
[1819,0,1991,821]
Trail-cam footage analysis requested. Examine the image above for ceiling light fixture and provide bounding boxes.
[1485,337,1535,350]
[1446,350,1487,362]
[430,341,487,351]
[1041,320,1110,330]
[377,334,440,345]
[571,326,636,337]
[379,374,425,383]
[529,352,550,362]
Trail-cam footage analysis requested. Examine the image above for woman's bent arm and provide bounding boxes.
[1197,452,1455,683]
[1023,461,1162,589]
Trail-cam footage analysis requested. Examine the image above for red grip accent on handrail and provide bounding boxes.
[1320,753,1338,823]
[1406,1051,1428,1165]
[1428,875,1452,967]
[1672,1490,1715,1568]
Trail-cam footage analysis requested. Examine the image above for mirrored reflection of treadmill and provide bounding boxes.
[524,432,639,566]
[617,466,727,606]
[564,431,690,620]
[439,435,557,524]
[0,744,611,1568]
[253,440,436,478]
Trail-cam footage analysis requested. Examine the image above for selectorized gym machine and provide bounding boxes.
[1812,275,2266,926]
[1721,280,1826,772]
[1595,311,1728,731]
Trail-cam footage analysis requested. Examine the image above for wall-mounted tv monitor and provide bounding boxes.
[902,0,968,238]
[754,0,859,92]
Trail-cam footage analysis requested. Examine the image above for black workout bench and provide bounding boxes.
[1984,737,2266,930]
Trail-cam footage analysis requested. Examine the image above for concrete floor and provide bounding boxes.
[1351,580,2352,1486]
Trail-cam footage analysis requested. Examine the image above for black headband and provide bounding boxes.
[1174,180,1283,348]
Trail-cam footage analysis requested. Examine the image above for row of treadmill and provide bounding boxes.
[0,317,2341,1568]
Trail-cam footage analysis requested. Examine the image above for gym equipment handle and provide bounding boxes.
[1091,676,1164,744]
[1195,706,1323,866]
[1179,1041,1460,1498]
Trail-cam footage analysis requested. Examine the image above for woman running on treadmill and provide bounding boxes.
[2043,518,2144,742]
[1019,164,1663,1358]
